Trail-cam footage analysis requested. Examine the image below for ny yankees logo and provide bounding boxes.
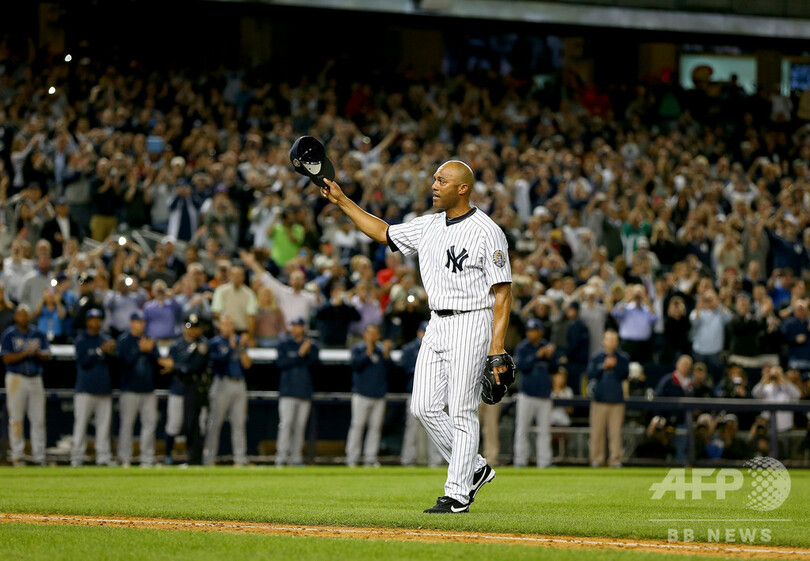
[445,245,469,273]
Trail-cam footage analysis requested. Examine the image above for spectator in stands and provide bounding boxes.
[253,286,286,348]
[143,280,182,342]
[71,309,116,466]
[2,304,50,466]
[269,208,305,268]
[513,318,558,468]
[89,158,121,242]
[611,284,656,363]
[690,362,713,398]
[781,299,810,371]
[661,295,691,367]
[705,413,749,460]
[204,315,251,466]
[562,301,590,393]
[142,252,178,289]
[241,250,320,328]
[40,198,78,258]
[725,294,766,369]
[578,285,607,358]
[1,239,33,303]
[211,265,257,343]
[715,364,752,399]
[345,324,392,467]
[116,311,160,468]
[689,290,732,378]
[167,180,202,242]
[587,330,630,468]
[275,317,320,466]
[0,286,15,335]
[635,416,675,460]
[19,240,53,311]
[752,365,802,433]
[315,283,361,348]
[103,274,148,338]
[33,280,67,343]
[550,368,574,428]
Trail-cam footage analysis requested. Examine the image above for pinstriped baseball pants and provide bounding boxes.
[410,309,491,504]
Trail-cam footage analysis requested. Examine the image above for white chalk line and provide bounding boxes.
[2,513,809,557]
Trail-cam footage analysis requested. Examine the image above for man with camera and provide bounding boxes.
[752,365,802,432]
[610,284,656,364]
[690,289,732,379]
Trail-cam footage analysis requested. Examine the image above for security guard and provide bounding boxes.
[159,314,210,465]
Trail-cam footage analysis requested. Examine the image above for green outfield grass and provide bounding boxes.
[0,466,806,560]
[0,522,740,561]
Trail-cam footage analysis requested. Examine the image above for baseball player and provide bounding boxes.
[320,160,512,513]
[275,317,320,467]
[400,321,443,467]
[116,310,160,467]
[2,304,51,466]
[513,318,558,468]
[345,324,393,467]
[203,314,251,466]
[72,308,116,466]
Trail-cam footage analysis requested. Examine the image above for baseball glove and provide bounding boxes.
[481,353,516,405]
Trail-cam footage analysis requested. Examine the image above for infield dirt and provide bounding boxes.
[2,513,809,560]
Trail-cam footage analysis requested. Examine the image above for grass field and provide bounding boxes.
[0,466,806,560]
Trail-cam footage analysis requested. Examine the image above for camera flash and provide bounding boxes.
[48,86,56,95]
[50,279,58,287]
[64,54,72,62]
[118,237,126,246]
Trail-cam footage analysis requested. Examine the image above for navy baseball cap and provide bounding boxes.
[290,317,307,326]
[290,136,335,188]
[86,308,103,319]
[130,311,145,321]
[418,321,429,332]
[526,318,544,331]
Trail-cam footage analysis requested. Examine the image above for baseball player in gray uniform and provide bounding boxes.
[320,160,512,513]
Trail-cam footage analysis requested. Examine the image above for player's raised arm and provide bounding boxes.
[320,178,389,244]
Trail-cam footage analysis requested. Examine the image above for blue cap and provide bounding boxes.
[290,317,307,326]
[86,308,103,319]
[130,310,145,321]
[526,318,544,331]
[418,321,428,332]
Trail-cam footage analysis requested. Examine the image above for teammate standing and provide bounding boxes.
[116,311,160,467]
[320,160,512,513]
[2,304,51,466]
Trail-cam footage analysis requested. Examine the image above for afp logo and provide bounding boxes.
[649,457,791,511]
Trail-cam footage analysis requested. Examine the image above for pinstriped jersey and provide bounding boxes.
[386,207,511,311]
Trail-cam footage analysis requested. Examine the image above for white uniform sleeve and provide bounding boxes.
[482,226,512,287]
[386,215,431,257]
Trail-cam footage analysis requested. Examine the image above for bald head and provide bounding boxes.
[432,160,475,215]
[442,160,474,188]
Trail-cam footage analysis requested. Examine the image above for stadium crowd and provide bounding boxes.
[1,45,810,466]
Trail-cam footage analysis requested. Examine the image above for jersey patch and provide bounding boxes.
[492,249,506,268]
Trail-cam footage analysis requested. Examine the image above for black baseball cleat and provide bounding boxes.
[468,464,496,503]
[423,496,470,513]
